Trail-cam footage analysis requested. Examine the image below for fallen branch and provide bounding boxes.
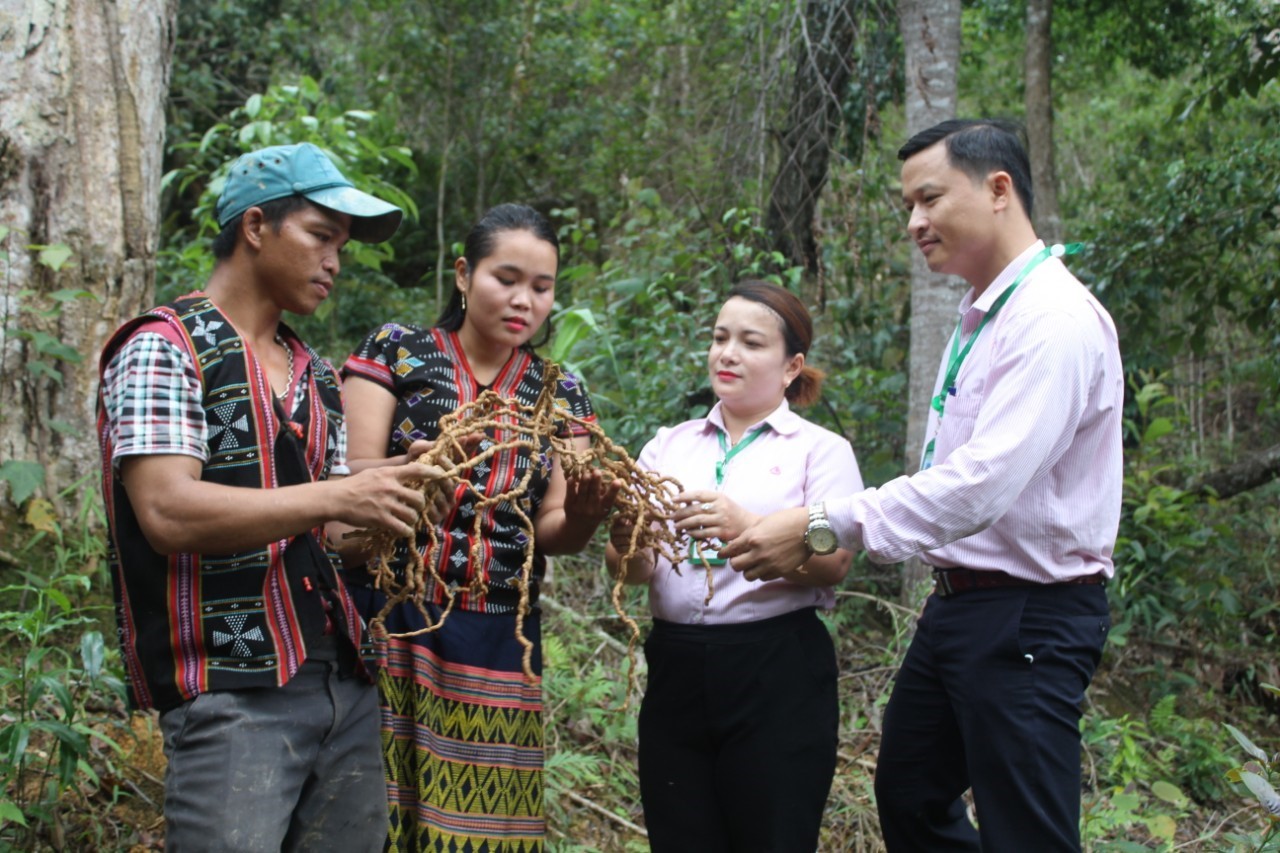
[1185,442,1280,500]
[561,788,648,837]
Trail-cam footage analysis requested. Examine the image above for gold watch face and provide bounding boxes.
[807,525,838,555]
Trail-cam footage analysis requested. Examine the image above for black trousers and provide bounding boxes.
[874,583,1110,852]
[638,607,839,853]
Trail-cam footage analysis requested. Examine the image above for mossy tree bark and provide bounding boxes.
[0,0,177,505]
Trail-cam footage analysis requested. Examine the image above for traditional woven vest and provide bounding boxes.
[97,293,373,711]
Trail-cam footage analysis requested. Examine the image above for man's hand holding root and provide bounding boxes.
[718,506,811,582]
[329,439,455,562]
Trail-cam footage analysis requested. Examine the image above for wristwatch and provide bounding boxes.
[804,503,838,555]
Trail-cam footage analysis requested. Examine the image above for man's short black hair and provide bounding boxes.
[210,194,313,260]
[898,119,1035,220]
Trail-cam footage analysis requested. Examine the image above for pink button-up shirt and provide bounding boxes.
[826,241,1124,582]
[638,400,863,624]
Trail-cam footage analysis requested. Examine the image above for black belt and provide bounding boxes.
[932,568,1106,598]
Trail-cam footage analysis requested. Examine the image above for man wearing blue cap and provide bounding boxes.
[97,143,434,850]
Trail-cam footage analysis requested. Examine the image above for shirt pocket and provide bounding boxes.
[937,394,982,450]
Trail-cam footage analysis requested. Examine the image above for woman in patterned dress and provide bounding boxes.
[337,204,617,852]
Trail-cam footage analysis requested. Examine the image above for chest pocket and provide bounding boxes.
[937,394,982,452]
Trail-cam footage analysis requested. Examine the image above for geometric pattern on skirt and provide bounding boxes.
[377,612,545,853]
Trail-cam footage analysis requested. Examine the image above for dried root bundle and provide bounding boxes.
[348,364,692,701]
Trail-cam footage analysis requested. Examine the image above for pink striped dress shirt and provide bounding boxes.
[638,400,863,624]
[825,241,1124,582]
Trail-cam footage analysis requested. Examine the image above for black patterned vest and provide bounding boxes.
[97,293,374,711]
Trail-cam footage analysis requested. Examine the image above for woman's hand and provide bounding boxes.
[672,490,758,546]
[564,468,622,527]
[536,438,621,555]
[605,514,657,584]
[609,514,644,554]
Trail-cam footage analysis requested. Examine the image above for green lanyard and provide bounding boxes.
[688,424,770,566]
[715,425,769,487]
[921,243,1083,469]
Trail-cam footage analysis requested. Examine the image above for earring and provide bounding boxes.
[461,292,468,313]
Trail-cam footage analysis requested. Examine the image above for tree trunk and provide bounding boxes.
[899,0,962,593]
[1024,0,1062,241]
[0,0,177,506]
[766,0,860,276]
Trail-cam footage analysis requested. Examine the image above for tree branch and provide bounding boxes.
[1187,443,1280,500]
[561,788,649,837]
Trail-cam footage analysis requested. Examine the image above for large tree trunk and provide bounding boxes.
[0,0,177,506]
[1024,0,1062,241]
[899,0,962,593]
[766,0,860,276]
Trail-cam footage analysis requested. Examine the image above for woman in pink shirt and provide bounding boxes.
[606,280,863,850]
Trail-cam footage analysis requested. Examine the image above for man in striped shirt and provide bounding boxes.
[723,119,1123,851]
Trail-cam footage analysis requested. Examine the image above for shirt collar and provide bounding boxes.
[959,239,1046,316]
[705,398,801,437]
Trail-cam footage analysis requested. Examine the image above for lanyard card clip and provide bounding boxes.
[688,538,727,567]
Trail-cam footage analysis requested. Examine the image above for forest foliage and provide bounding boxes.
[1,0,1278,848]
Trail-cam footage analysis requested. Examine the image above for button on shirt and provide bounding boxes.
[825,241,1124,582]
[638,400,863,624]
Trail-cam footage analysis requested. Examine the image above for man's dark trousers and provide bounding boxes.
[875,582,1110,851]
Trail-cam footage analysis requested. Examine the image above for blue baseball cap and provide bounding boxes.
[215,143,403,243]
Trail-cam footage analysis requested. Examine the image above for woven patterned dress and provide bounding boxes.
[343,324,594,853]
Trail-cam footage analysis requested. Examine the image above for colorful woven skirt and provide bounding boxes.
[351,588,545,853]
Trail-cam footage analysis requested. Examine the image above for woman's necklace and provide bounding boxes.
[274,333,294,403]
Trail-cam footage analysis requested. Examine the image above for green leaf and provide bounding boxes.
[1241,770,1280,815]
[45,586,71,613]
[1151,779,1187,806]
[0,721,32,765]
[37,243,73,271]
[0,460,45,505]
[298,75,321,99]
[31,720,88,756]
[1145,813,1177,841]
[383,147,418,172]
[48,288,95,303]
[0,798,29,826]
[25,360,63,383]
[1226,723,1269,761]
[244,93,263,118]
[30,330,83,363]
[550,306,600,364]
[34,675,74,716]
[80,631,105,680]
[1110,790,1141,812]
[1142,417,1175,444]
[198,122,230,153]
